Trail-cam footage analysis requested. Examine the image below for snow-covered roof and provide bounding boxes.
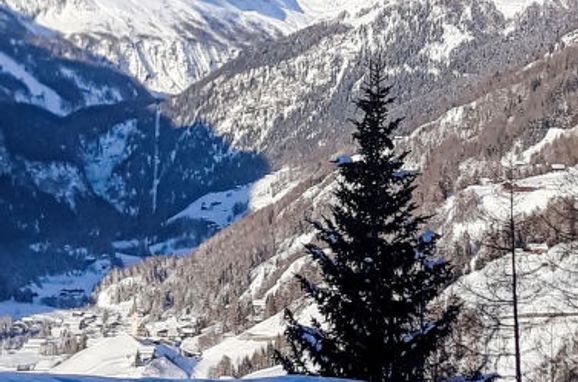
[551,163,566,170]
[527,243,549,251]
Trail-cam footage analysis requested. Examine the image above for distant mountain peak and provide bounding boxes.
[0,0,377,94]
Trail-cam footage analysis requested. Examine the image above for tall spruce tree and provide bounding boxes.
[278,58,460,382]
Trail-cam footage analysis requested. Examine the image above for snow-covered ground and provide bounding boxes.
[0,44,137,115]
[189,304,319,379]
[50,333,189,379]
[243,366,286,379]
[0,165,301,320]
[242,232,315,300]
[168,167,300,228]
[454,243,578,381]
[517,125,578,164]
[0,259,113,319]
[441,167,578,244]
[0,374,354,382]
[492,0,546,19]
[0,51,66,115]
[0,303,196,377]
[0,166,307,379]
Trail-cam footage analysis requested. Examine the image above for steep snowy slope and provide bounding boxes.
[0,7,150,114]
[86,1,578,378]
[0,0,377,94]
[167,0,578,165]
[4,0,578,379]
[452,243,578,381]
[0,98,270,301]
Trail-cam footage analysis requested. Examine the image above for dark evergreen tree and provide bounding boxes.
[277,58,460,382]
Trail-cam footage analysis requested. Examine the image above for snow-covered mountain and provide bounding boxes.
[0,0,378,94]
[0,97,272,301]
[3,0,578,380]
[77,0,578,379]
[0,7,150,115]
[0,1,277,298]
[0,0,551,95]
[167,0,578,164]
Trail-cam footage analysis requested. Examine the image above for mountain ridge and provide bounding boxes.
[0,0,379,94]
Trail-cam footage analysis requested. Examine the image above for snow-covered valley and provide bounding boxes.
[2,0,578,381]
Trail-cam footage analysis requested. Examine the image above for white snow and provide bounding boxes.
[167,185,252,228]
[442,168,577,244]
[562,28,578,45]
[518,125,578,164]
[263,256,310,298]
[112,240,140,251]
[423,23,473,63]
[241,231,315,300]
[82,120,140,214]
[141,357,189,380]
[454,243,578,380]
[1,0,377,94]
[59,67,123,107]
[0,373,353,382]
[49,333,187,379]
[152,106,161,214]
[243,366,286,379]
[491,0,546,19]
[194,314,273,377]
[168,168,300,228]
[30,260,111,301]
[0,51,66,115]
[0,344,67,373]
[249,168,301,211]
[192,303,320,379]
[0,259,112,319]
[25,162,88,209]
[96,276,142,315]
